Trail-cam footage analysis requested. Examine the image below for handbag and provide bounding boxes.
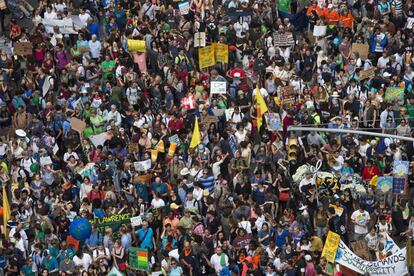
[118,262,127,271]
[279,191,290,202]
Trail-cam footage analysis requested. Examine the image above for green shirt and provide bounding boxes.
[83,126,95,139]
[277,0,291,13]
[405,103,414,118]
[101,60,115,79]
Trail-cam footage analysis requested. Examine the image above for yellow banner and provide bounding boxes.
[128,40,146,52]
[167,143,177,157]
[215,43,228,63]
[322,231,341,263]
[198,46,215,69]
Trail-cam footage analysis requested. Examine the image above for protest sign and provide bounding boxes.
[134,159,152,172]
[377,176,393,193]
[313,25,327,37]
[130,216,142,227]
[198,46,215,69]
[69,117,86,134]
[225,7,253,17]
[393,160,410,177]
[273,33,295,47]
[89,133,108,147]
[321,231,340,263]
[127,143,139,153]
[42,18,77,34]
[40,156,52,166]
[169,134,181,145]
[128,40,146,52]
[359,67,376,81]
[336,240,408,275]
[385,87,404,102]
[200,115,218,130]
[14,42,33,56]
[212,108,225,117]
[280,86,295,105]
[210,81,227,94]
[180,95,196,110]
[264,113,282,131]
[70,15,83,29]
[329,204,344,216]
[178,1,189,15]
[351,43,369,60]
[407,17,414,29]
[215,43,229,63]
[194,32,206,47]
[350,239,371,261]
[129,247,149,271]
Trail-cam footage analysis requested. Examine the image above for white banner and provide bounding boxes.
[210,81,226,94]
[134,159,152,172]
[335,241,408,276]
[42,18,78,34]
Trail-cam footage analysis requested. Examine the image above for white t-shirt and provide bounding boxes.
[151,198,166,208]
[73,253,92,271]
[351,210,370,234]
[210,253,229,274]
[79,13,92,27]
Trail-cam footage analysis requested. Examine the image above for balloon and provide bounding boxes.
[69,218,92,241]
[30,163,39,173]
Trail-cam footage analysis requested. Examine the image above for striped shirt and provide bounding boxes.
[391,0,403,16]
[198,175,215,193]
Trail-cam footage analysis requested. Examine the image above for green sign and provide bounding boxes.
[385,87,404,102]
[92,213,132,240]
[129,247,149,271]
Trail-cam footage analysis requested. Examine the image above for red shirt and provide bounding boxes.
[168,118,184,132]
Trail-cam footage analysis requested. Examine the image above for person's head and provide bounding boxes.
[359,203,366,211]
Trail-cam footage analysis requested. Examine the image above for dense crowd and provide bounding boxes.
[0,0,414,275]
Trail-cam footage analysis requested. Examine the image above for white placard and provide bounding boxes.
[407,17,414,29]
[40,156,53,166]
[89,133,107,147]
[53,144,59,155]
[313,25,327,37]
[130,216,142,227]
[210,81,227,94]
[134,159,152,172]
[42,18,78,34]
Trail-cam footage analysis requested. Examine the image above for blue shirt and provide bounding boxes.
[85,231,100,248]
[151,182,168,195]
[274,229,288,248]
[199,175,215,193]
[136,227,154,250]
[86,22,100,39]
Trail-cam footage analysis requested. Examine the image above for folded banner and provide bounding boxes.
[42,18,77,34]
[335,240,408,275]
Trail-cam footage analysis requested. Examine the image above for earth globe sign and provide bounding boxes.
[69,218,92,241]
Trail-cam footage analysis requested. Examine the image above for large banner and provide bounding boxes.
[93,213,132,239]
[335,241,408,275]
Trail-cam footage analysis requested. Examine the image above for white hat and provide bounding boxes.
[331,91,340,98]
[383,72,392,78]
[234,72,241,78]
[16,129,27,137]
[180,168,190,176]
[305,255,312,261]
[328,3,333,8]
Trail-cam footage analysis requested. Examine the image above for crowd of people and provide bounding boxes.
[0,0,413,275]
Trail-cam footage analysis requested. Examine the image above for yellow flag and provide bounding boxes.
[156,140,165,153]
[189,117,201,148]
[2,185,10,237]
[255,87,268,131]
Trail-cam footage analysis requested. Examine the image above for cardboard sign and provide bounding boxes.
[313,25,327,37]
[194,32,206,48]
[321,231,340,263]
[178,1,189,15]
[210,81,227,94]
[359,67,376,81]
[351,43,369,60]
[14,42,33,56]
[350,239,371,261]
[127,143,139,153]
[215,43,229,63]
[200,115,218,129]
[128,40,146,52]
[273,33,295,47]
[66,235,80,251]
[198,46,215,69]
[69,117,86,134]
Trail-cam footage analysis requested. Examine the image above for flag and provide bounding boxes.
[2,185,10,237]
[189,117,201,148]
[278,9,309,31]
[255,87,268,131]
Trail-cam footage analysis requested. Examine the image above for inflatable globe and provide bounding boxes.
[69,218,92,241]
